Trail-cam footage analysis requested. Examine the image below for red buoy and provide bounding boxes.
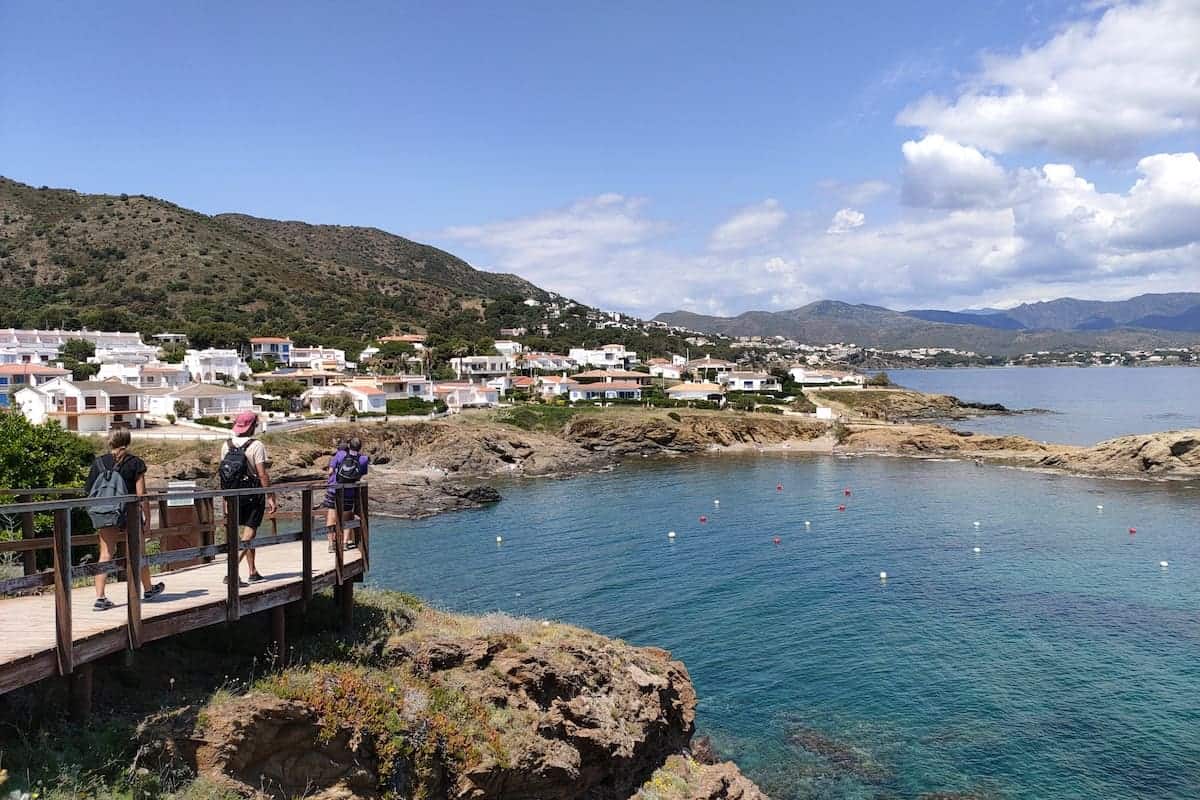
[844,488,852,496]
[1129,527,1137,534]
[777,484,783,491]
[838,505,847,512]
[773,536,782,545]
[700,515,708,523]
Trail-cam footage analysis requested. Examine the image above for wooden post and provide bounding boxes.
[69,662,93,720]
[339,578,353,629]
[300,489,313,607]
[20,496,36,576]
[225,497,240,622]
[125,500,144,650]
[157,498,169,531]
[333,485,345,586]
[357,484,371,572]
[198,497,215,563]
[52,507,73,676]
[271,605,286,665]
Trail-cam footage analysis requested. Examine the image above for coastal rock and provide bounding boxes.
[806,388,1012,422]
[634,755,769,800]
[563,413,825,455]
[1035,429,1200,479]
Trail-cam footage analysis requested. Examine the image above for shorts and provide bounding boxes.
[320,489,357,514]
[237,495,266,531]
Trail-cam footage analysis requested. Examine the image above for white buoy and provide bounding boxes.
[804,520,811,527]
[879,571,888,580]
[714,499,720,506]
[668,531,676,539]
[973,521,981,528]
[1097,504,1104,511]
[973,546,982,553]
[496,535,503,543]
[1160,560,1170,568]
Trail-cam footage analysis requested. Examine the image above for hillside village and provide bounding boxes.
[0,316,874,435]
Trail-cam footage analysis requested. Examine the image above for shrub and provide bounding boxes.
[386,397,437,415]
[173,400,192,419]
[667,411,682,422]
[866,371,892,387]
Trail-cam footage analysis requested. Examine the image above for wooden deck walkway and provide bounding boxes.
[0,482,372,713]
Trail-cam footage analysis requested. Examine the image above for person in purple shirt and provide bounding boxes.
[324,436,368,552]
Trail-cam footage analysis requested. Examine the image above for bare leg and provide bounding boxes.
[241,526,257,574]
[325,507,337,550]
[94,528,118,597]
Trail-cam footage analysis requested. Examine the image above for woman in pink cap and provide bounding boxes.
[218,412,276,584]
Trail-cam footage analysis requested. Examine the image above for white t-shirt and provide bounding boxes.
[221,436,269,474]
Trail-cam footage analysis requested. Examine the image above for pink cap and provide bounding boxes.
[231,411,258,435]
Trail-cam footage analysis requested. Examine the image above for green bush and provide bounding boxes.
[754,405,784,414]
[194,417,232,429]
[386,397,438,415]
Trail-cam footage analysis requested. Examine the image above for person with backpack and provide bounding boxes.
[218,412,276,584]
[85,429,163,611]
[323,435,368,553]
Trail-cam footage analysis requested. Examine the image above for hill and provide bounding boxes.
[0,177,551,351]
[654,298,1200,355]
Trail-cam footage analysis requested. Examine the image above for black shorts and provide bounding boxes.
[237,496,266,531]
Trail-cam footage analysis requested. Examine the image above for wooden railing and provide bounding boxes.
[0,481,371,691]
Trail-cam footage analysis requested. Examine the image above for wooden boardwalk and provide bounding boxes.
[0,482,372,712]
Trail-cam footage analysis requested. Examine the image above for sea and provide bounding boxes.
[885,366,1200,446]
[368,367,1200,800]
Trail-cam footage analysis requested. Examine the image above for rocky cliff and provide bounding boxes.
[134,593,765,800]
[1034,429,1200,480]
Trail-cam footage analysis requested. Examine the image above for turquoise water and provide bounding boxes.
[886,367,1200,446]
[369,456,1200,800]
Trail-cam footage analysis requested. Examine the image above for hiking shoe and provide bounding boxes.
[93,597,116,611]
[345,541,357,550]
[247,572,266,583]
[143,582,166,600]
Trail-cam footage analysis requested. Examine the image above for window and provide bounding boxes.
[12,375,24,384]
[85,396,98,409]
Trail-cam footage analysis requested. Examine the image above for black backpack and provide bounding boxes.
[336,452,364,483]
[219,439,260,490]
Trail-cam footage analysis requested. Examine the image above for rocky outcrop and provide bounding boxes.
[563,413,826,456]
[1035,429,1200,480]
[806,388,1015,422]
[136,602,739,800]
[839,424,1063,462]
[635,755,768,800]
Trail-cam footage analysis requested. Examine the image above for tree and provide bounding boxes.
[0,410,94,491]
[160,343,187,363]
[173,400,192,420]
[321,393,355,418]
[262,379,305,400]
[60,338,95,363]
[247,358,269,375]
[866,371,892,387]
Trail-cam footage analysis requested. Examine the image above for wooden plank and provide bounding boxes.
[225,498,240,622]
[198,498,214,563]
[20,501,35,575]
[246,531,304,549]
[358,485,371,572]
[333,486,345,586]
[0,651,57,695]
[0,536,53,554]
[125,502,144,650]
[301,489,313,606]
[52,508,73,676]
[143,544,225,567]
[70,559,125,580]
[0,571,55,593]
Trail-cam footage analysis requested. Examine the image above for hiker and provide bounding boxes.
[85,429,163,611]
[323,436,368,552]
[218,412,276,585]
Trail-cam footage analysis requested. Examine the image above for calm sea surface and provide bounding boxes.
[886,366,1200,445]
[369,456,1200,800]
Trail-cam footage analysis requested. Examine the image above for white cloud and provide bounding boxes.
[709,199,787,250]
[901,134,1009,208]
[826,208,866,234]
[818,179,892,205]
[897,0,1200,158]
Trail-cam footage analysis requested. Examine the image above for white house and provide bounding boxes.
[450,355,511,382]
[0,328,157,363]
[290,346,349,372]
[537,375,580,398]
[379,334,427,351]
[568,344,638,369]
[721,371,783,392]
[97,361,191,390]
[184,348,252,383]
[568,381,644,402]
[647,362,684,380]
[0,363,71,410]
[17,378,148,433]
[667,382,726,403]
[571,369,653,386]
[685,355,736,379]
[493,340,523,359]
[374,375,435,402]
[516,352,576,372]
[433,382,500,411]
[302,384,388,415]
[788,367,865,387]
[147,383,257,421]
[250,337,293,365]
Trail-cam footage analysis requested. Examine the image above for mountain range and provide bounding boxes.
[655,294,1200,355]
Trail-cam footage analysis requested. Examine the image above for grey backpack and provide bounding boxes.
[87,457,129,529]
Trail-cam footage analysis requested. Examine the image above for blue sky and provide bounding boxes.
[2,1,1198,316]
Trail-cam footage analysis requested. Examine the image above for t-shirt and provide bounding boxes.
[327,450,368,487]
[85,452,147,496]
[220,437,269,476]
